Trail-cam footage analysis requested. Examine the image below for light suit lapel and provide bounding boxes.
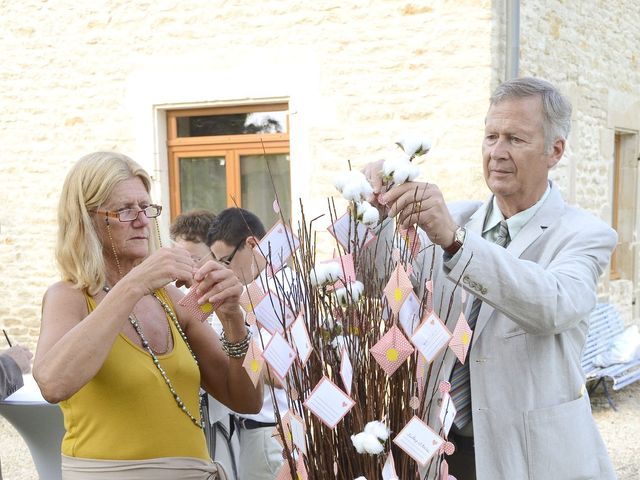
[471,184,566,341]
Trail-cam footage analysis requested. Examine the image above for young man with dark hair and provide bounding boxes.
[208,208,291,479]
[169,209,240,480]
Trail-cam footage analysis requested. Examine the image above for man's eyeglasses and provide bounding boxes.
[91,205,162,222]
[215,239,245,266]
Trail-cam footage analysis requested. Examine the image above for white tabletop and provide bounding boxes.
[2,374,50,405]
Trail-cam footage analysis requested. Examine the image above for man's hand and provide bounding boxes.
[361,159,390,217]
[4,345,33,374]
[379,181,458,248]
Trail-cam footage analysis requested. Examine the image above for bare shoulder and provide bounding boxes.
[42,281,87,318]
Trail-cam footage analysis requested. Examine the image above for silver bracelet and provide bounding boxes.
[220,328,252,358]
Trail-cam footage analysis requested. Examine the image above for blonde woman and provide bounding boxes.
[33,152,261,479]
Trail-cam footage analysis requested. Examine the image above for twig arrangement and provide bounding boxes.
[248,138,467,479]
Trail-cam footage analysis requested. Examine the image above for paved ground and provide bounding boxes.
[1,381,639,479]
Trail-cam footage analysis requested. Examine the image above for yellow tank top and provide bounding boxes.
[60,289,209,460]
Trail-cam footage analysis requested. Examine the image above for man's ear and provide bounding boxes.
[548,138,565,169]
[245,236,260,249]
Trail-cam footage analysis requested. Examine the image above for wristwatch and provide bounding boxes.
[443,226,466,255]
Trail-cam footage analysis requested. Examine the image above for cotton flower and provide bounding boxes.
[396,134,432,158]
[364,420,389,441]
[335,281,364,306]
[383,152,420,184]
[310,262,342,287]
[334,170,374,203]
[382,152,420,185]
[382,152,410,177]
[356,201,380,227]
[351,432,384,454]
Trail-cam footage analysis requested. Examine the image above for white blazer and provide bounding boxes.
[403,183,618,479]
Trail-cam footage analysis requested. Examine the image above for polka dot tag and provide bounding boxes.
[409,396,420,409]
[439,380,451,394]
[443,441,455,456]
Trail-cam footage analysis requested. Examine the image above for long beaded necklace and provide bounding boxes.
[103,285,204,429]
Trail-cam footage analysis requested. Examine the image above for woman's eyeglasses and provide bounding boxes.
[91,205,162,222]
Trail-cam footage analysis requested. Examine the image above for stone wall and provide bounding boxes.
[517,0,640,321]
[0,1,495,348]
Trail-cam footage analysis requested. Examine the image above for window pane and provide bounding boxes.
[177,111,287,137]
[179,156,227,214]
[240,154,291,228]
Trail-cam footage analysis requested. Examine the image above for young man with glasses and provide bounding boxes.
[207,208,293,479]
[169,210,240,480]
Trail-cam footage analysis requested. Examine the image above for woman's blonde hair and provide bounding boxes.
[56,152,159,295]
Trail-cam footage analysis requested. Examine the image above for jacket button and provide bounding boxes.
[463,276,470,284]
[481,288,487,295]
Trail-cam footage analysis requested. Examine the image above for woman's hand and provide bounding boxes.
[126,247,195,296]
[193,261,244,332]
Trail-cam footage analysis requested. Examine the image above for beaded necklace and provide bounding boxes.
[103,286,204,430]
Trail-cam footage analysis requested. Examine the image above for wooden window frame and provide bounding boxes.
[167,103,290,220]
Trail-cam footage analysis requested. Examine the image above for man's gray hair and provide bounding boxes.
[490,77,572,152]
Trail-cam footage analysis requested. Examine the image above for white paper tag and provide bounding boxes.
[393,416,444,466]
[303,376,355,429]
[411,311,452,363]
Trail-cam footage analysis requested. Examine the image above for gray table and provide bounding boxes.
[0,375,64,480]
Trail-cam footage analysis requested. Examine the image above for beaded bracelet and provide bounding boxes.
[220,328,252,358]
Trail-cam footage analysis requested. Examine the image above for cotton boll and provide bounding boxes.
[335,286,350,307]
[356,201,380,227]
[351,432,383,455]
[341,183,362,202]
[382,157,400,177]
[356,201,372,216]
[405,162,421,182]
[335,281,364,306]
[337,171,374,202]
[396,135,432,157]
[324,262,342,283]
[310,265,329,287]
[364,420,389,441]
[351,433,367,453]
[392,162,413,184]
[334,172,350,193]
[383,152,410,177]
[361,432,384,454]
[360,204,380,226]
[311,262,342,287]
[350,281,364,302]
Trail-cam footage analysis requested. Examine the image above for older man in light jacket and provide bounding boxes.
[367,77,616,479]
